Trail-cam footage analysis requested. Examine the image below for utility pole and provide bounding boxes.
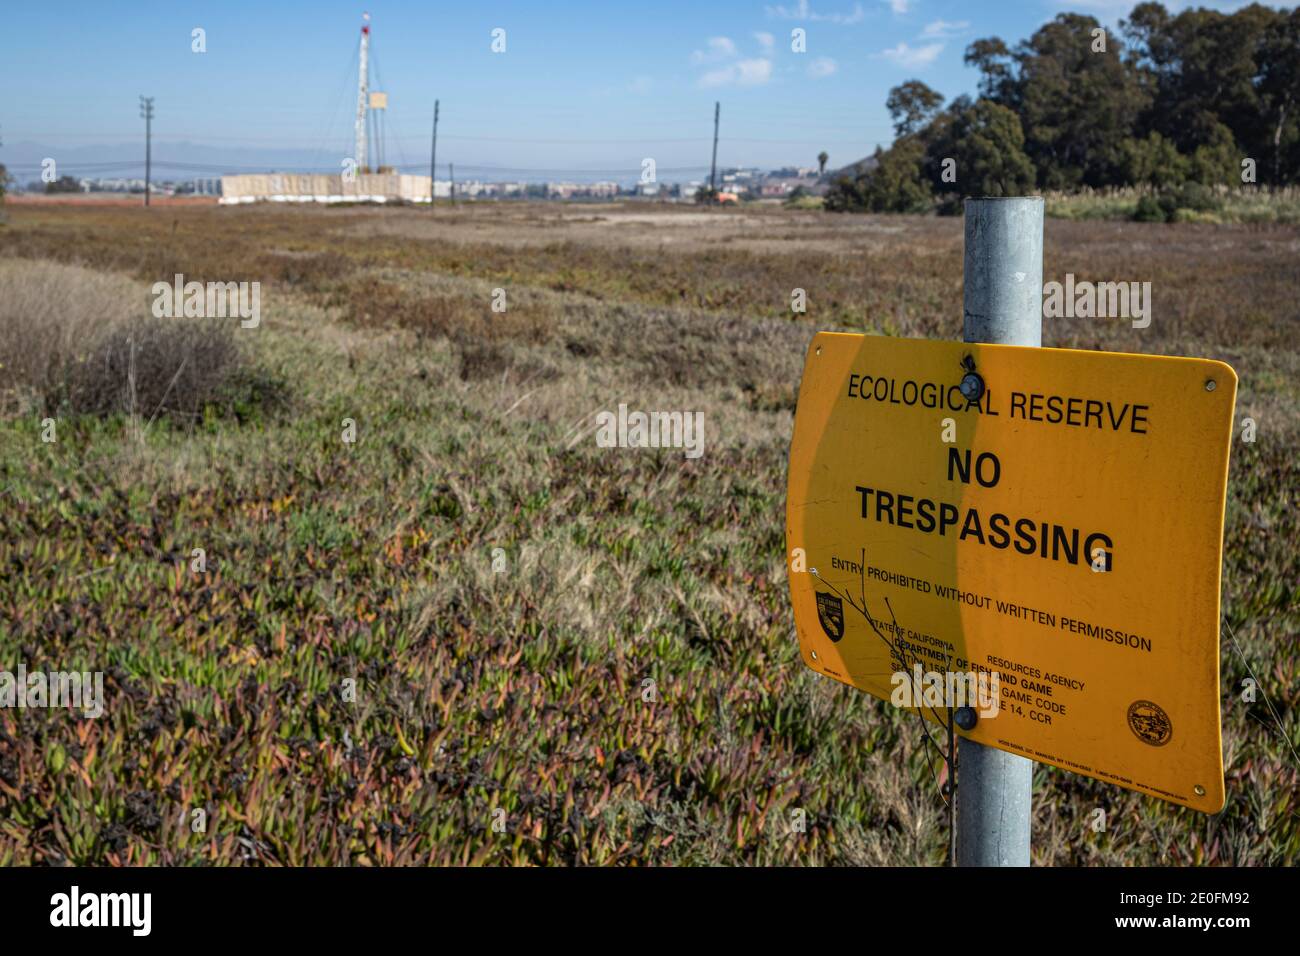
[139,96,154,207]
[0,124,7,224]
[956,196,1042,867]
[430,99,439,210]
[708,101,720,203]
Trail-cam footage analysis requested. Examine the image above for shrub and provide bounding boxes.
[329,274,556,345]
[863,137,935,212]
[1187,122,1241,186]
[0,258,273,421]
[1131,183,1223,223]
[1133,194,1168,222]
[1170,182,1221,212]
[60,317,246,421]
[1121,133,1189,189]
[825,139,933,214]
[0,259,139,410]
[821,175,863,212]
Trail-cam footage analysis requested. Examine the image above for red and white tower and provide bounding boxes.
[354,13,371,172]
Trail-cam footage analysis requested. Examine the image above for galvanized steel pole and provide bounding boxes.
[957,196,1042,866]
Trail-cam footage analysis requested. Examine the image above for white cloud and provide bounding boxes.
[921,19,970,38]
[700,58,774,88]
[737,58,774,84]
[887,0,910,13]
[807,56,838,77]
[765,1,866,25]
[879,41,943,68]
[691,36,737,64]
[691,34,774,88]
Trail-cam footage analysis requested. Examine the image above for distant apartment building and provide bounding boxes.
[75,177,148,193]
[759,179,810,197]
[674,182,704,202]
[548,181,619,199]
[173,178,222,195]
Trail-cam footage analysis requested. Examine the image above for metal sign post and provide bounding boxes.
[956,196,1042,866]
[787,193,1233,862]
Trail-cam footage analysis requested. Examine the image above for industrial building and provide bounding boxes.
[219,172,432,204]
[221,14,429,205]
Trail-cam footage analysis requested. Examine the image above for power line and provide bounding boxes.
[307,34,360,176]
[7,130,886,146]
[7,158,717,178]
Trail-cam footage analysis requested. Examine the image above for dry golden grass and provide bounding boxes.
[0,259,139,412]
[0,258,260,422]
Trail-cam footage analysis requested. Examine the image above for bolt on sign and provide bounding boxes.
[786,333,1237,813]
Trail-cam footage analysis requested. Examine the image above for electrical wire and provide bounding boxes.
[306,35,361,175]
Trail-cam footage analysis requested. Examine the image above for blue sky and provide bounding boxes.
[0,0,1261,182]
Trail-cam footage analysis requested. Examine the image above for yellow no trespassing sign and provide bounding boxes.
[786,333,1237,813]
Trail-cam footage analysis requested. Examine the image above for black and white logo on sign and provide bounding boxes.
[815,592,844,642]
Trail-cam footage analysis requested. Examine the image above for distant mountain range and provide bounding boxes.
[0,140,717,186]
[0,140,348,183]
